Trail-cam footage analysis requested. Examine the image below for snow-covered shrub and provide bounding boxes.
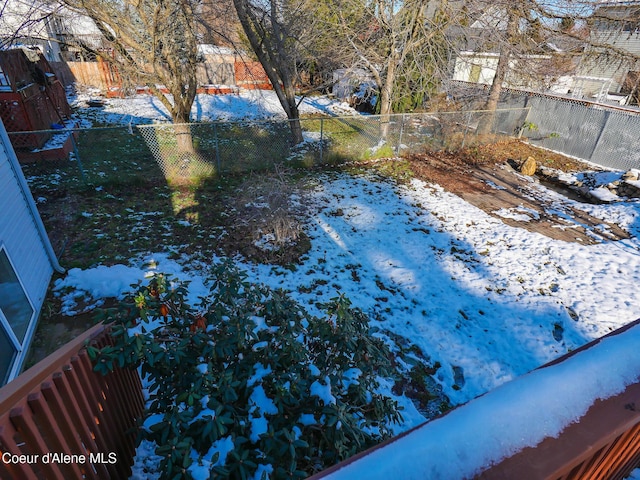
[89,262,403,479]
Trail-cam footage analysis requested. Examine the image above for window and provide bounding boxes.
[0,326,16,385]
[0,247,34,384]
[469,64,482,83]
[0,248,34,343]
[0,64,10,88]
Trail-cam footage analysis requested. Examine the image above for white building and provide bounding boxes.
[577,0,640,104]
[0,118,63,384]
[0,0,103,62]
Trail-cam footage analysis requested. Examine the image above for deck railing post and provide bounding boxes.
[0,324,143,479]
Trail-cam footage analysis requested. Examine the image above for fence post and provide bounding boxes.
[461,111,473,149]
[517,107,532,138]
[320,117,324,164]
[588,109,610,164]
[397,114,405,154]
[213,123,221,173]
[69,131,86,184]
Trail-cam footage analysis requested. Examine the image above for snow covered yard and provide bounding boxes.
[242,170,640,404]
[51,166,640,479]
[34,88,640,477]
[56,167,640,408]
[70,88,358,126]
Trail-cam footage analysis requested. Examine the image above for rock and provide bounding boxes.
[621,180,640,199]
[520,156,537,176]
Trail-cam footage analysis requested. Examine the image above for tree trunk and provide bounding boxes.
[282,79,304,144]
[232,0,305,145]
[477,49,510,135]
[483,50,510,114]
[288,115,304,145]
[478,10,518,135]
[174,123,195,154]
[378,52,397,140]
[172,104,196,154]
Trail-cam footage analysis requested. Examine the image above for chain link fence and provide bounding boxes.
[9,108,530,186]
[134,108,529,182]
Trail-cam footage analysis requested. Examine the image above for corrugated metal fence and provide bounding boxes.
[502,91,640,171]
[449,81,640,171]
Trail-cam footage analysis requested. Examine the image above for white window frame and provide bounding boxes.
[0,307,19,384]
[0,245,36,382]
[0,63,9,87]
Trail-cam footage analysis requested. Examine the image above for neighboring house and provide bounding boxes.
[0,117,64,385]
[449,7,579,95]
[0,0,65,62]
[0,0,105,61]
[576,0,640,104]
[451,51,575,93]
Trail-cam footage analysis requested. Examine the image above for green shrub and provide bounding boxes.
[90,261,403,479]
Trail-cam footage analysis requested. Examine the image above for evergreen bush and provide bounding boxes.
[89,261,404,479]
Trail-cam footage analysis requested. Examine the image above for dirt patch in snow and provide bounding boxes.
[405,140,630,245]
[216,168,312,265]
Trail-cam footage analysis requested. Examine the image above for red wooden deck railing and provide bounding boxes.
[311,319,640,480]
[478,319,640,480]
[0,323,143,479]
[2,319,639,479]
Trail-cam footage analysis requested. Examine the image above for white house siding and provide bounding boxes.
[577,2,640,99]
[0,121,55,380]
[453,52,564,92]
[578,33,640,97]
[453,53,500,85]
[0,0,62,62]
[0,150,52,307]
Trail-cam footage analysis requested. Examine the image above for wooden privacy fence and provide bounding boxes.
[0,323,143,479]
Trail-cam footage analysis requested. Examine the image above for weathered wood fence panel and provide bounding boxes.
[0,323,143,479]
[66,62,107,90]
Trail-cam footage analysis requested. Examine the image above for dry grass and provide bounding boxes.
[222,164,311,264]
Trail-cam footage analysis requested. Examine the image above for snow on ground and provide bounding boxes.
[54,255,210,315]
[322,321,640,479]
[55,170,640,477]
[54,169,640,404]
[50,91,640,477]
[69,88,359,126]
[236,173,640,405]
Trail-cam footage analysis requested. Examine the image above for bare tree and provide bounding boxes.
[305,0,456,137]
[232,0,306,144]
[59,0,200,150]
[197,0,244,48]
[480,6,519,114]
[464,0,640,115]
[0,0,60,50]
